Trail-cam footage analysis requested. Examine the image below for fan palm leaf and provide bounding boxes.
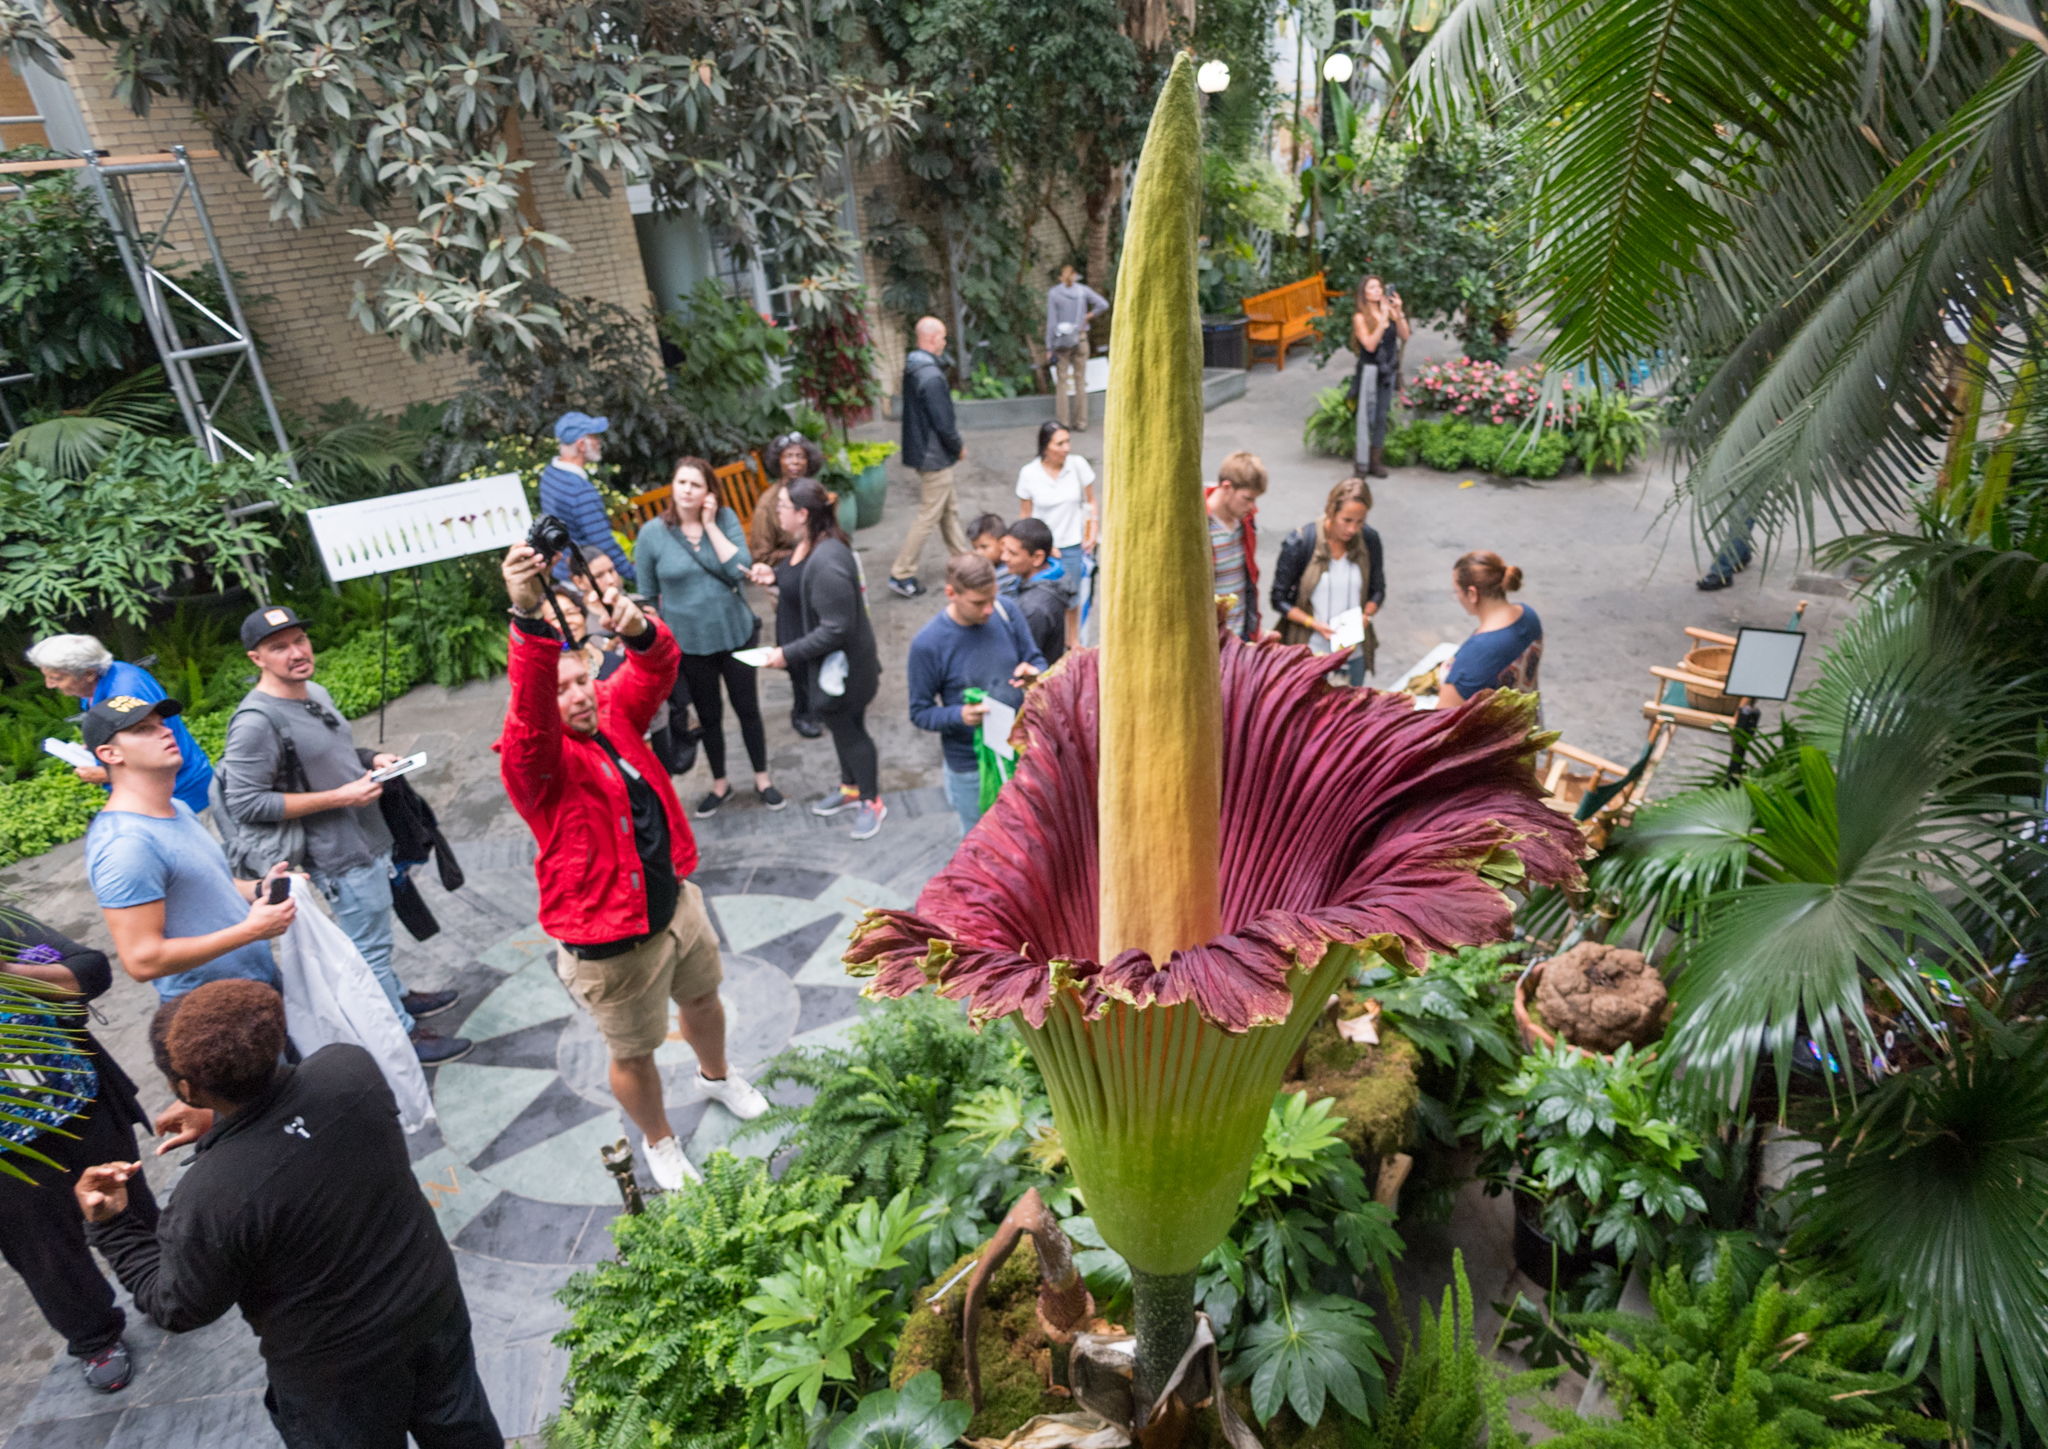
[1793,1014,2048,1443]
[0,367,181,478]
[1620,597,2041,1108]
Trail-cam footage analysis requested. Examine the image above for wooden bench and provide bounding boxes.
[1242,273,1328,372]
[608,452,771,536]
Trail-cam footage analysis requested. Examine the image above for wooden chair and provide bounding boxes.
[1643,601,1809,736]
[1536,716,1675,850]
[1242,272,1328,372]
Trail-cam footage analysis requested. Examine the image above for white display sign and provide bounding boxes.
[307,474,532,583]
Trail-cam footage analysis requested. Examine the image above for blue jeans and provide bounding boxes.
[313,853,413,1033]
[944,765,984,836]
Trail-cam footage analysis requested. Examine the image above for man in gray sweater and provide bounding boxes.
[218,606,471,1065]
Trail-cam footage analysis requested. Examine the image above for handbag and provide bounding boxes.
[213,708,311,878]
[275,886,433,1131]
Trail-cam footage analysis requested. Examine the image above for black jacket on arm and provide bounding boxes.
[782,537,882,710]
[88,1044,463,1391]
[900,349,963,470]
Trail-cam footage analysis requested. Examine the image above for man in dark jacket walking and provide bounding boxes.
[889,316,969,598]
[75,979,501,1448]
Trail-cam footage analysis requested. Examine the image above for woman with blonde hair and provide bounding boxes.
[1350,275,1410,478]
[634,457,782,814]
[1438,550,1542,708]
[1270,477,1385,685]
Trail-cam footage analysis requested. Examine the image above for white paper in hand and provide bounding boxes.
[733,647,776,668]
[43,738,95,769]
[275,893,434,1132]
[1328,607,1366,651]
[980,697,1018,761]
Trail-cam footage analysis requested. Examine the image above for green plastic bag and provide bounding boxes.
[964,687,1018,811]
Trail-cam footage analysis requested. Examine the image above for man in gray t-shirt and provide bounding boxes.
[1045,265,1109,433]
[219,606,470,1066]
[82,695,291,999]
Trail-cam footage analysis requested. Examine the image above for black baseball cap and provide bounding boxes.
[240,604,309,650]
[81,695,184,752]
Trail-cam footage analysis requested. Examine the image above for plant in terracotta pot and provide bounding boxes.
[1465,1042,1707,1287]
[844,54,1584,1431]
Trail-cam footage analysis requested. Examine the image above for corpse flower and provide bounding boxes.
[845,54,1584,1426]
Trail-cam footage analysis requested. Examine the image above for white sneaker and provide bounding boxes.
[698,1069,769,1121]
[644,1134,699,1191]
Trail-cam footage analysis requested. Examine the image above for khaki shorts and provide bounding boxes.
[555,880,724,1060]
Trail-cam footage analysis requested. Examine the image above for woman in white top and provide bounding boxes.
[1015,420,1097,647]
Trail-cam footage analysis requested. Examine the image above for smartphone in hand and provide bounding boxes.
[265,875,291,905]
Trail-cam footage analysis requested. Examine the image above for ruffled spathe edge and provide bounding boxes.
[844,636,1586,1034]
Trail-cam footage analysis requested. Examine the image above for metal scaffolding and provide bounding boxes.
[0,143,296,481]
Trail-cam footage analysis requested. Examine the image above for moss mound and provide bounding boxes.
[892,1246,1070,1439]
[1289,1012,1422,1162]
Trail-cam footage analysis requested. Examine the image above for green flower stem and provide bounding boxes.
[1020,945,1366,1276]
[1130,1267,1197,1419]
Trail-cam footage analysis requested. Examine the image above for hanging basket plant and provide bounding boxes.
[845,53,1584,1434]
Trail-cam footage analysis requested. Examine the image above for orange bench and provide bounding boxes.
[1242,272,1328,371]
[609,451,772,537]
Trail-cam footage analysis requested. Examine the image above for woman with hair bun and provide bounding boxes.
[1438,550,1542,709]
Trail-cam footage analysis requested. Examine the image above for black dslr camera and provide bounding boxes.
[524,512,594,645]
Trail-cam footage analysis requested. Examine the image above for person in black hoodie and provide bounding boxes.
[0,910,176,1395]
[75,978,501,1449]
[757,479,886,840]
[1269,476,1386,685]
[887,316,969,598]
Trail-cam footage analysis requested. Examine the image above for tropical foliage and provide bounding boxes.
[11,0,917,357]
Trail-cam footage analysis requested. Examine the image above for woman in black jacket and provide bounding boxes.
[0,910,162,1394]
[1269,477,1385,685]
[757,479,886,840]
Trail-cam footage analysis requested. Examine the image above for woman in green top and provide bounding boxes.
[634,458,785,815]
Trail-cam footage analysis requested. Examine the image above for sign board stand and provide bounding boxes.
[1721,607,1809,781]
[305,474,533,742]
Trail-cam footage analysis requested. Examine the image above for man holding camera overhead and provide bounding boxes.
[495,537,766,1193]
[218,606,471,1066]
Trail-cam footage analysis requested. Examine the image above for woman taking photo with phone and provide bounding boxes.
[754,480,885,841]
[634,458,783,816]
[1351,275,1410,479]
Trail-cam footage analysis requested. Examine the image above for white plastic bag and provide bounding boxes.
[275,891,435,1132]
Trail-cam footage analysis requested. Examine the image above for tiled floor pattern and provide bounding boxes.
[4,796,959,1448]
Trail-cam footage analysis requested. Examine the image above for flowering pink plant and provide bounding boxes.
[1402,359,1581,429]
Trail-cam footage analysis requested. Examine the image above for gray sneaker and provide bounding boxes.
[811,787,860,817]
[850,798,887,841]
[82,1340,132,1393]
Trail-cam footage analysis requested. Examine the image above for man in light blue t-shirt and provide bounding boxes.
[82,696,291,1000]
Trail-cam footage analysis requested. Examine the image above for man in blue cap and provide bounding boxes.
[541,412,635,586]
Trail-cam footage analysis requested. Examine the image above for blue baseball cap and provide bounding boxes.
[554,412,610,445]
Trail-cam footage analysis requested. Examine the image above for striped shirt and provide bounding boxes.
[1210,515,1249,634]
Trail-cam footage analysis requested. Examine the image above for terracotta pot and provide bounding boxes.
[1682,644,1738,715]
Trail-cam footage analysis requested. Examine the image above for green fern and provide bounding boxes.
[1353,1251,1554,1448]
[550,1153,849,1449]
[739,993,1036,1201]
[1537,1249,1945,1446]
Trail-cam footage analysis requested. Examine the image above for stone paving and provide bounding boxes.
[0,339,1864,1446]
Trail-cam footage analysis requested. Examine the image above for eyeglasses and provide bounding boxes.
[301,700,343,730]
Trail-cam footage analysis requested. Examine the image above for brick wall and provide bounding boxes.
[40,25,653,418]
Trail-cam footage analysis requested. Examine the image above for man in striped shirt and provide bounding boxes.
[1205,451,1267,640]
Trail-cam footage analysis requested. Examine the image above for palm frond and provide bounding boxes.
[1656,597,2043,1108]
[1793,1014,2048,1443]
[0,368,183,478]
[1486,0,1863,383]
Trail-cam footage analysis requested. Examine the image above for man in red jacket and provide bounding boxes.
[495,544,766,1191]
